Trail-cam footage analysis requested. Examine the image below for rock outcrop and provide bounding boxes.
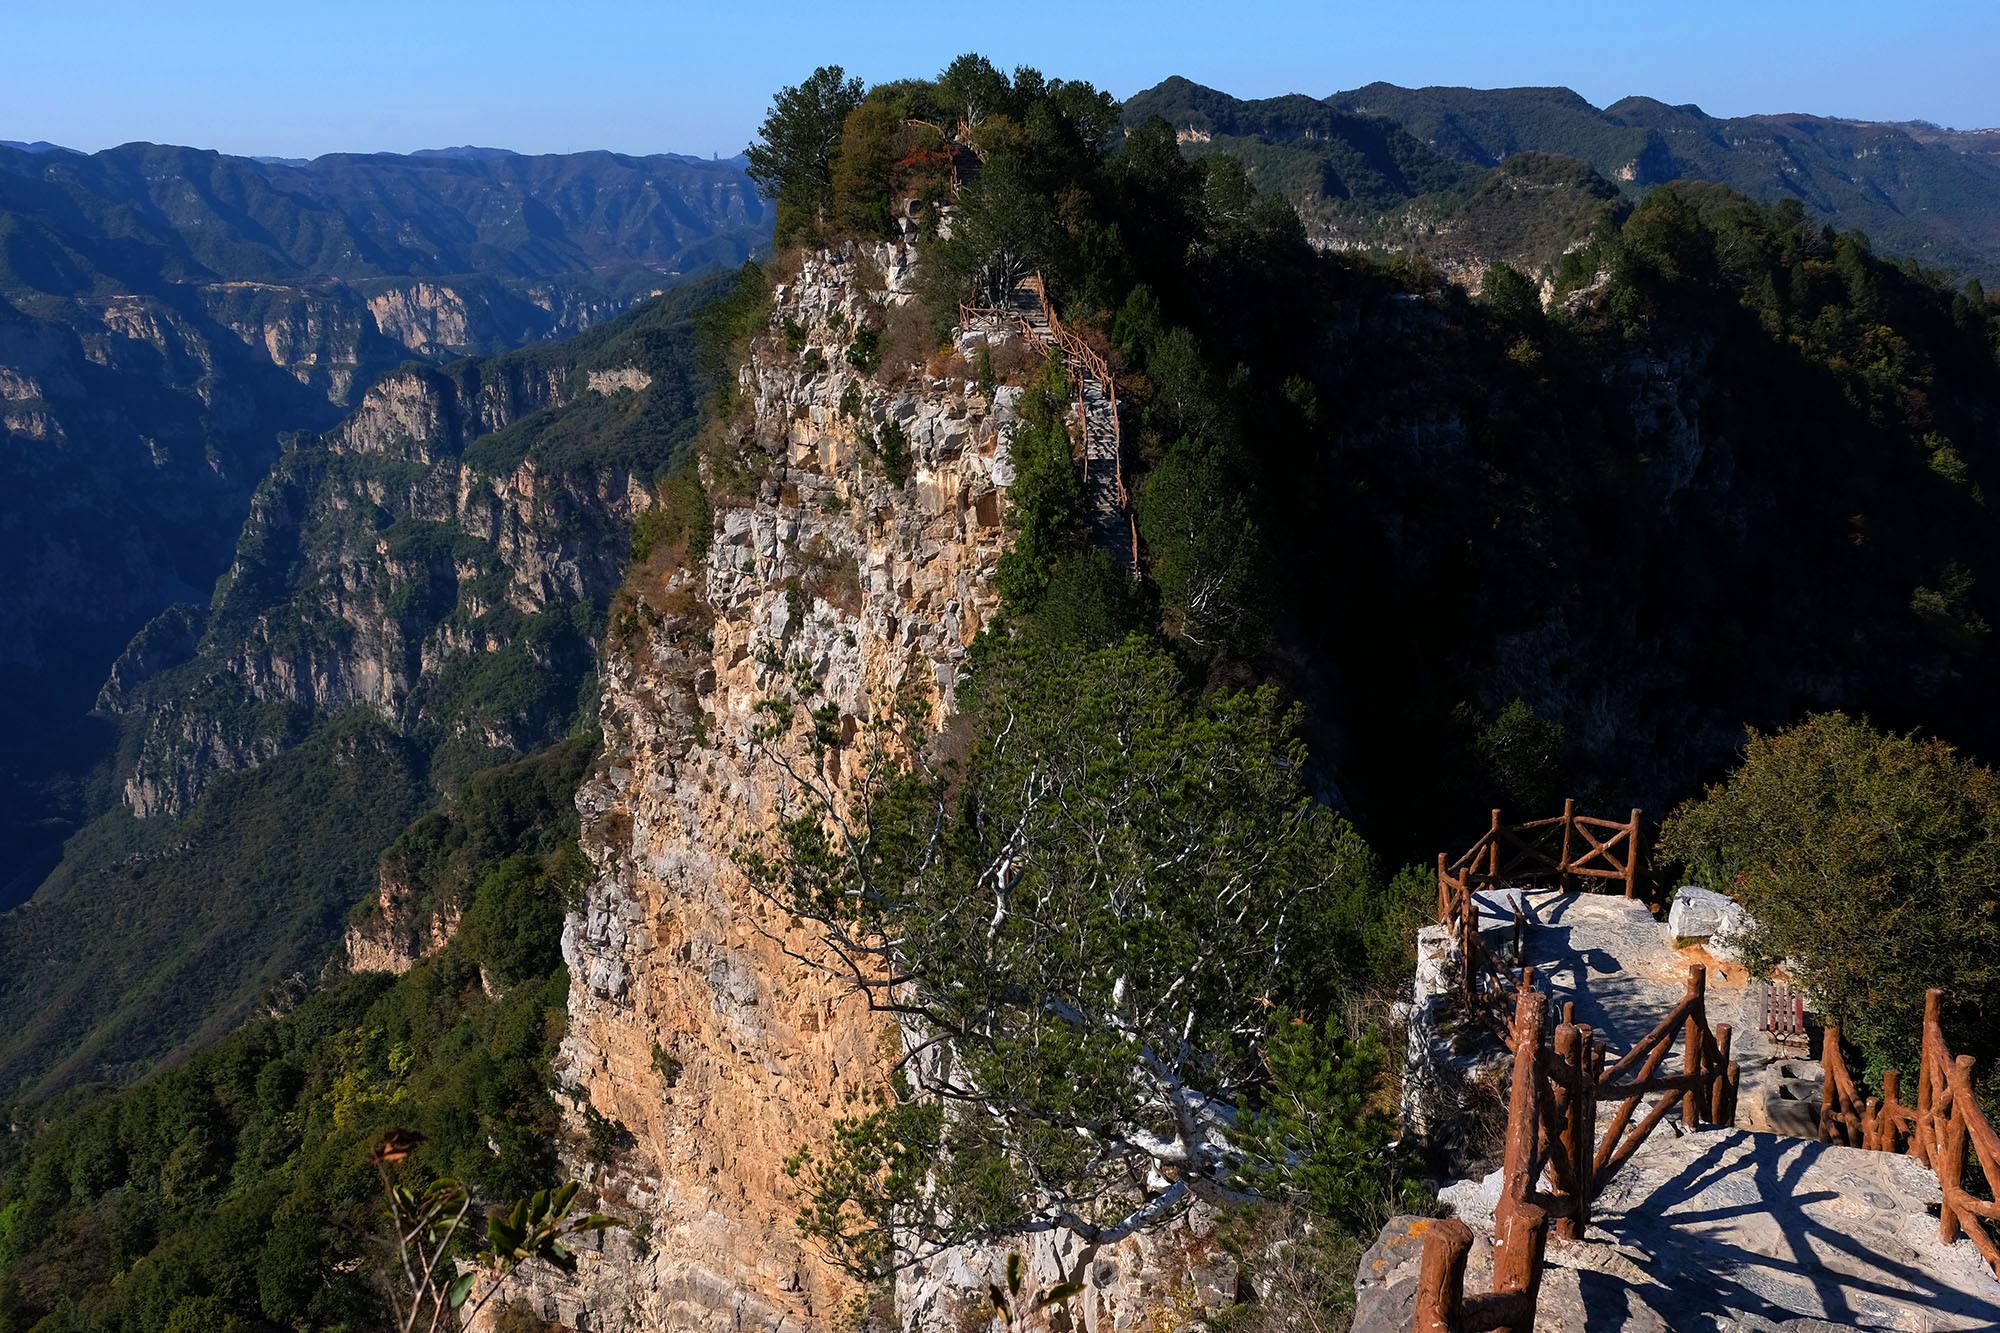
[104,285,714,818]
[499,237,1233,1332]
[513,239,1010,1329]
[343,860,462,975]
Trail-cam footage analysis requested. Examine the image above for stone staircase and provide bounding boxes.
[1376,888,2000,1329]
[965,276,1138,578]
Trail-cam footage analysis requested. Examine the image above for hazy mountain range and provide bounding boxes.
[0,140,765,905]
[1126,77,2000,282]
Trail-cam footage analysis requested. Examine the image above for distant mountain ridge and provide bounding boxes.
[0,140,767,904]
[1129,76,2000,282]
[0,140,763,290]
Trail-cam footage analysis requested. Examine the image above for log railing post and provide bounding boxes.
[1438,852,1452,922]
[1712,1024,1734,1126]
[1490,1198,1550,1331]
[1554,1022,1593,1239]
[1915,988,1942,1167]
[1683,965,1706,1128]
[1461,906,1477,1012]
[1558,797,1576,892]
[1414,1218,1472,1333]
[1623,808,1643,898]
[1941,1054,1976,1247]
[1489,808,1503,887]
[1881,1069,1900,1153]
[1502,989,1550,1211]
[1819,1023,1840,1144]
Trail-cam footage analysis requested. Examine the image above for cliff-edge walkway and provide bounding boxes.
[961,275,1138,578]
[1364,807,2000,1330]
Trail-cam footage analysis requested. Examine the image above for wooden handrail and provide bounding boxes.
[1834,987,2000,1274]
[958,273,1139,574]
[1415,973,1735,1326]
[1442,803,1646,900]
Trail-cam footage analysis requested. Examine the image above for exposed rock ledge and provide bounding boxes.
[492,239,1231,1331]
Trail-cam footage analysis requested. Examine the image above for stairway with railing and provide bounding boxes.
[1416,805,2000,1328]
[961,273,1139,578]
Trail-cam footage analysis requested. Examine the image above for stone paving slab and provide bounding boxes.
[1505,889,1824,1140]
[1411,1129,2000,1329]
[1380,888,2000,1330]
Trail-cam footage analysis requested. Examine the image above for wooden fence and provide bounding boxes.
[1818,989,2000,1275]
[1417,971,1738,1329]
[1449,802,1646,900]
[959,272,1141,575]
[1436,804,1647,1039]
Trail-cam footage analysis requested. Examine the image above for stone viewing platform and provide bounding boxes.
[1359,1128,2000,1329]
[1372,807,2000,1330]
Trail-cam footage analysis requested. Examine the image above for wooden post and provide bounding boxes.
[1461,906,1477,1012]
[1915,989,1942,1166]
[1819,1023,1842,1144]
[1558,797,1576,893]
[1554,1023,1591,1239]
[1940,1054,1976,1246]
[1711,1024,1734,1126]
[1438,852,1451,921]
[1502,989,1550,1211]
[1682,965,1706,1129]
[1414,1218,1472,1333]
[1489,808,1503,887]
[1623,808,1643,898]
[1578,1023,1598,1229]
[1883,1068,1912,1156]
[1491,1197,1550,1328]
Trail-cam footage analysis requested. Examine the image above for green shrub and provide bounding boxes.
[1661,713,2000,1073]
[870,419,911,486]
[845,325,882,372]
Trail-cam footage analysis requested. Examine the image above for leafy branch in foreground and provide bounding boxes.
[371,1130,622,1333]
[740,633,1388,1277]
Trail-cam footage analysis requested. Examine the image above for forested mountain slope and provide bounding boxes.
[0,144,765,904]
[0,276,730,1096]
[1128,76,2000,284]
[5,56,2000,1333]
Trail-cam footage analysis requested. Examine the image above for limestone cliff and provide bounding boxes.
[504,241,1231,1333]
[104,281,721,818]
[343,858,462,975]
[489,239,1004,1329]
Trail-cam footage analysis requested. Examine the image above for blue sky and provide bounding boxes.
[4,0,1995,158]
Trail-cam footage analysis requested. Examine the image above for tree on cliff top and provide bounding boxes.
[1660,712,2000,1075]
[746,65,865,246]
[741,632,1387,1276]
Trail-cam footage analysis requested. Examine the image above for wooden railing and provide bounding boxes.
[1449,802,1646,900]
[1436,803,1647,1038]
[1818,989,2000,1275]
[1418,991,1553,1333]
[1436,855,1527,1039]
[959,272,1140,575]
[1418,973,1738,1329]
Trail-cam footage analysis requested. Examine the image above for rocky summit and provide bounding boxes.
[6,38,2000,1333]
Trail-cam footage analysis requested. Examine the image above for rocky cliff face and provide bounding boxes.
[97,268,739,821]
[103,343,644,817]
[503,242,1225,1333]
[343,858,462,974]
[488,240,1010,1329]
[1,137,765,900]
[0,267,673,902]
